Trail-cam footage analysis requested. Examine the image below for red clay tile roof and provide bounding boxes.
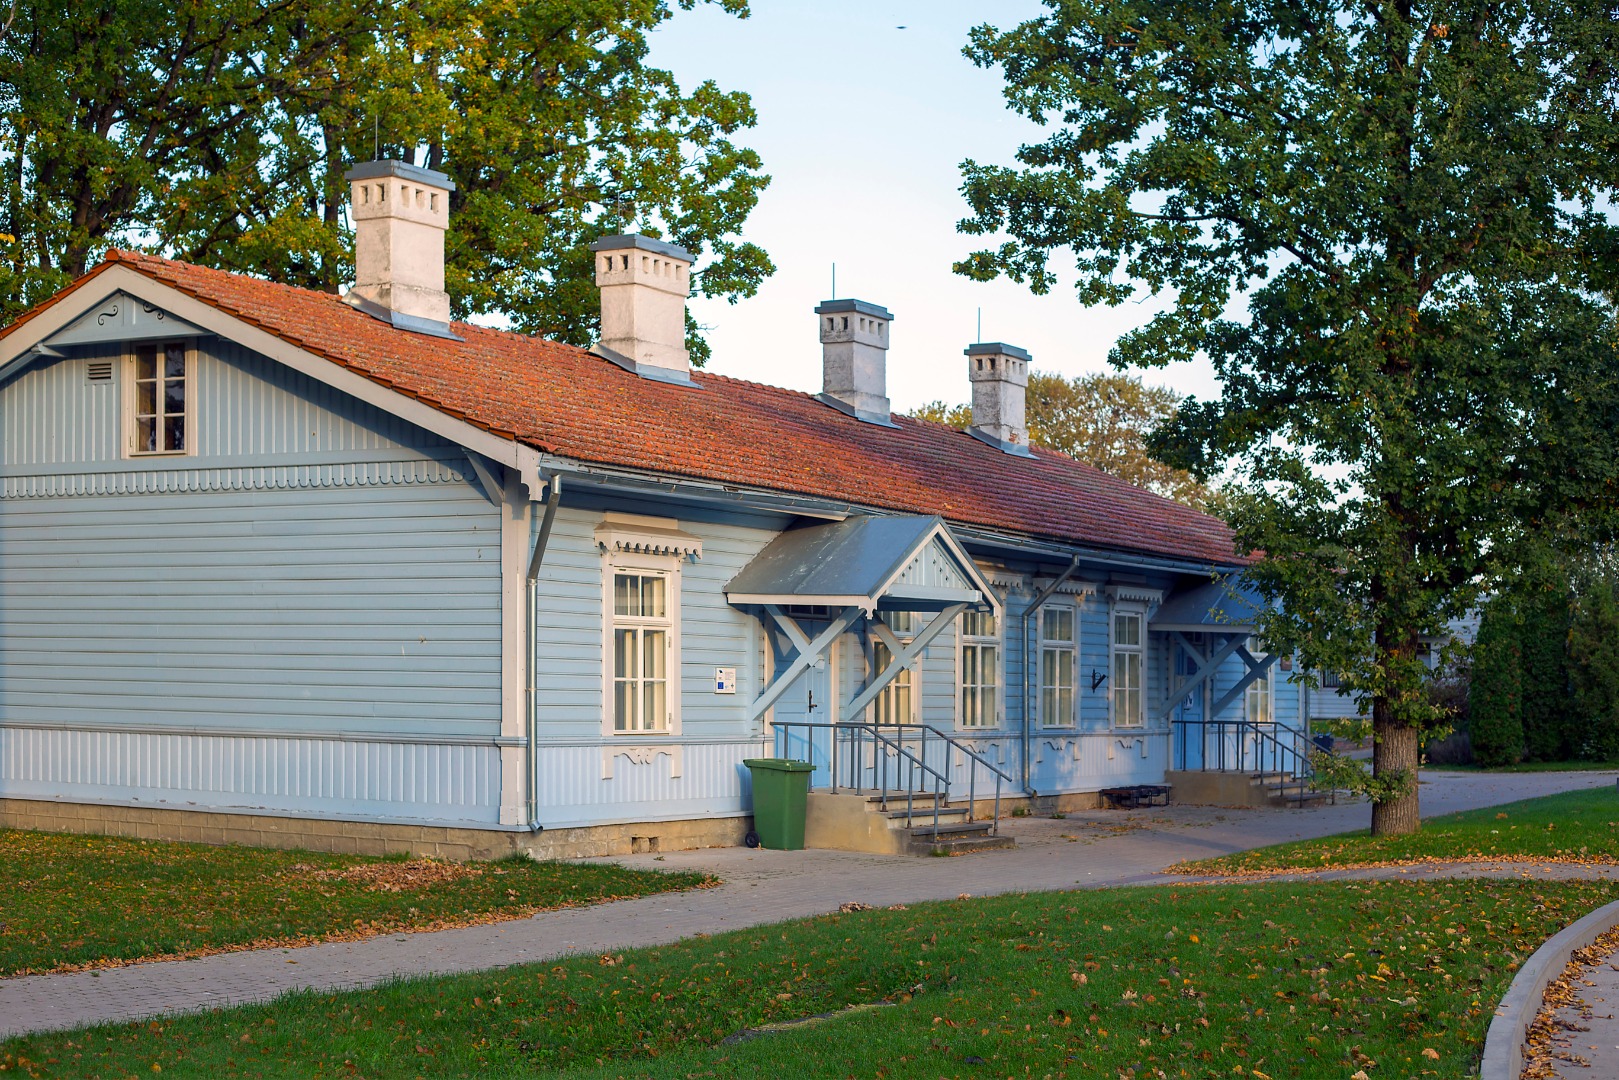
[20,251,1240,566]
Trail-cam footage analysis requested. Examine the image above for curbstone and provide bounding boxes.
[1479,897,1619,1080]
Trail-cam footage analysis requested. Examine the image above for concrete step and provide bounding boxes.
[906,820,995,837]
[882,804,970,821]
[906,824,1016,856]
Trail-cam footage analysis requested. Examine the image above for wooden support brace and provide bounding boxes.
[1155,632,1246,720]
[1210,646,1279,717]
[745,606,863,722]
[841,602,968,722]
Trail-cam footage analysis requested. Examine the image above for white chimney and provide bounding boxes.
[966,342,1032,456]
[344,160,455,336]
[815,298,895,426]
[590,234,694,384]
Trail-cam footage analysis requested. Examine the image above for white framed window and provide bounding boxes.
[1110,608,1145,729]
[600,554,683,736]
[1246,636,1272,725]
[870,611,918,725]
[959,609,1000,728]
[126,341,192,456]
[1038,604,1078,727]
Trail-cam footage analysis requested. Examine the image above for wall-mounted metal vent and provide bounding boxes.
[86,360,114,382]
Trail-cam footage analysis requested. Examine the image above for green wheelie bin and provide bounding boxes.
[742,758,815,850]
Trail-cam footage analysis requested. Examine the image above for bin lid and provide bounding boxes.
[742,758,816,773]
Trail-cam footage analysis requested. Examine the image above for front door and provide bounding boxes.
[1176,639,1206,769]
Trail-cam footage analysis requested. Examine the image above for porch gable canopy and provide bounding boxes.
[724,515,996,723]
[1151,577,1277,721]
[723,514,993,615]
[1150,578,1263,634]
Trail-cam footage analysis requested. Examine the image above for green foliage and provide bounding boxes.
[912,369,1210,506]
[7,879,1615,1077]
[0,829,707,976]
[957,1,1619,830]
[1570,562,1619,761]
[1177,786,1619,874]
[0,0,771,358]
[1469,603,1525,767]
[1518,575,1578,761]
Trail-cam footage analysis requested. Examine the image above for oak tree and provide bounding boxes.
[957,0,1619,832]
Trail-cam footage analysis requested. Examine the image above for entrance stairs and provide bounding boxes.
[803,788,1015,856]
[1250,771,1334,808]
[870,791,1016,855]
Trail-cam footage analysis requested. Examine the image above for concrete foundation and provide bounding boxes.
[1163,770,1268,806]
[0,798,749,862]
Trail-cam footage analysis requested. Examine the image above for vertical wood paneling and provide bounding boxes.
[532,740,762,828]
[0,726,501,823]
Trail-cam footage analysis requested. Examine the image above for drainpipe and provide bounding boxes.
[1020,554,1082,796]
[524,473,562,832]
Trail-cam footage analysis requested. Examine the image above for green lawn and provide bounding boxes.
[2,879,1607,1078]
[0,829,710,976]
[1174,786,1619,876]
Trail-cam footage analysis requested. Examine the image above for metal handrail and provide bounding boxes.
[771,720,952,837]
[764,722,1003,841]
[873,722,1011,833]
[1169,718,1324,804]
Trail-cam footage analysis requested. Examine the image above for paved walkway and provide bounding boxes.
[1527,925,1619,1078]
[2,768,1614,1039]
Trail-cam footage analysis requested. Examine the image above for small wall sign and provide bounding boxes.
[715,667,737,694]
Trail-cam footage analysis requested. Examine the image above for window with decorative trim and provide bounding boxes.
[1038,604,1077,727]
[1246,636,1272,725]
[610,569,672,733]
[127,341,191,455]
[870,610,918,725]
[1110,608,1145,728]
[959,609,999,728]
[596,513,698,738]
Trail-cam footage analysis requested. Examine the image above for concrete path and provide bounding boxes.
[2,767,1614,1040]
[1526,929,1619,1078]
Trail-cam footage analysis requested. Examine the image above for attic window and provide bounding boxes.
[129,342,190,456]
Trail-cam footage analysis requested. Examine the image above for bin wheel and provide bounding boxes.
[744,830,761,849]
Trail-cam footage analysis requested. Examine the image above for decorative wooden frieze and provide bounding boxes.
[601,744,684,780]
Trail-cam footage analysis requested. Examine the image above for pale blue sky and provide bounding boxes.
[648,0,1219,411]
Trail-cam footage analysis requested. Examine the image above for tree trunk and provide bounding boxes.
[1370,707,1421,835]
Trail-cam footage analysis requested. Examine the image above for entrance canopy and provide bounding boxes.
[725,515,997,723]
[724,514,994,615]
[1151,578,1263,634]
[1150,577,1277,722]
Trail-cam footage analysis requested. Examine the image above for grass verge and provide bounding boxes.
[3,879,1612,1078]
[0,829,710,976]
[1173,786,1619,876]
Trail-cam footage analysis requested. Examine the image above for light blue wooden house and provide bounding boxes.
[0,161,1313,859]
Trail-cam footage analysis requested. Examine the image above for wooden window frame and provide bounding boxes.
[957,608,1001,729]
[868,611,920,726]
[1246,636,1273,726]
[1109,605,1146,730]
[124,340,196,458]
[1038,602,1078,728]
[600,550,682,737]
